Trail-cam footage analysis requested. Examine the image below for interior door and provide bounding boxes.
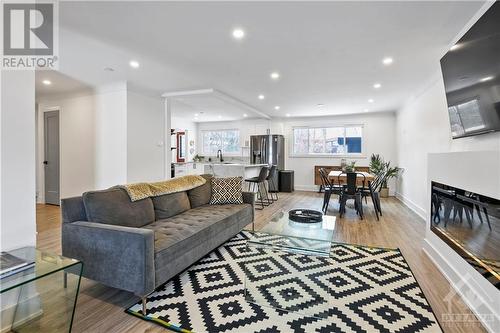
[44,111,60,205]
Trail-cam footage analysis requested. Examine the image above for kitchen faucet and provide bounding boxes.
[216,149,224,162]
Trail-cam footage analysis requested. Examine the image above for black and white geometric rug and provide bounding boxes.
[126,231,442,332]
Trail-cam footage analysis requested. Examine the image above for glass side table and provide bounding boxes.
[0,247,83,333]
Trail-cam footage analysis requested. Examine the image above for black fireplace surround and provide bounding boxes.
[431,181,500,289]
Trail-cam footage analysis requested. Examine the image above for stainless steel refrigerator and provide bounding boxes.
[250,135,285,191]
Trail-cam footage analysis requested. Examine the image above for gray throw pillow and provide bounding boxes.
[187,174,213,208]
[152,191,191,220]
[83,187,155,228]
[210,177,243,205]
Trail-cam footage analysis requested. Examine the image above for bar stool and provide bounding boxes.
[266,165,279,202]
[245,166,271,210]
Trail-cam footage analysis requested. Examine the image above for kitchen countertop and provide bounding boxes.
[174,162,266,166]
[208,163,267,167]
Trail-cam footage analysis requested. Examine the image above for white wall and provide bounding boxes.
[94,84,128,188]
[36,83,167,199]
[396,73,500,218]
[127,91,164,183]
[0,70,37,251]
[37,83,129,199]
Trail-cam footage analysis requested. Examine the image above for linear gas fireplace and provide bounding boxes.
[431,181,500,289]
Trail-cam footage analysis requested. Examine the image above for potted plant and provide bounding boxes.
[369,154,402,198]
[193,154,204,162]
[344,161,356,173]
[369,154,384,177]
[380,161,402,198]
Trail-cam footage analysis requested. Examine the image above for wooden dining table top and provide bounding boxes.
[328,170,375,181]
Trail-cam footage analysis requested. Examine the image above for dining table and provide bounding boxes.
[328,170,375,186]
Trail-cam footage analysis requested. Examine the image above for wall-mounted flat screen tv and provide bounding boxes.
[440,2,500,139]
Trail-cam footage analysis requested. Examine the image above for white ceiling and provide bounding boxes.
[37,1,485,118]
[168,89,270,122]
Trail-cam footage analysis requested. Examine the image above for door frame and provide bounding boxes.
[37,105,62,204]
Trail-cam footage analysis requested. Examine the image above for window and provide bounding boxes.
[292,126,363,155]
[202,129,240,155]
[448,99,485,137]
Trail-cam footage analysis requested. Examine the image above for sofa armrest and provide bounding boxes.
[242,191,256,207]
[62,221,155,296]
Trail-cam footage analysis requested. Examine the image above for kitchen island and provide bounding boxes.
[204,163,268,179]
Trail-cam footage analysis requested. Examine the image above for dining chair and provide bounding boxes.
[360,174,383,218]
[319,168,343,214]
[367,180,380,220]
[466,193,491,230]
[338,172,363,219]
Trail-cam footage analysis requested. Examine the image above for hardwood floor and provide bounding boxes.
[36,192,486,333]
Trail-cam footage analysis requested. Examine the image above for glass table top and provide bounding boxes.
[0,247,82,293]
[249,210,336,256]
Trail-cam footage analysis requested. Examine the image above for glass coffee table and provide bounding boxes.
[244,210,335,319]
[0,247,83,333]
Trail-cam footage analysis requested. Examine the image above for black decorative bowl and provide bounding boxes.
[288,209,323,223]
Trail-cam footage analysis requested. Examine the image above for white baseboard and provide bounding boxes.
[423,238,499,333]
[295,185,320,192]
[395,192,426,221]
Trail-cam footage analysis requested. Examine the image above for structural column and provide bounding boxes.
[164,97,172,179]
[0,70,36,251]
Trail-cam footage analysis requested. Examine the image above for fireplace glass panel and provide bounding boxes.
[431,182,500,289]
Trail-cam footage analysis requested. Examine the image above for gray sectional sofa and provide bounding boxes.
[61,175,254,313]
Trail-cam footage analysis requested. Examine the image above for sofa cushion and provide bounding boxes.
[187,174,213,208]
[152,191,191,220]
[82,187,154,228]
[143,203,252,262]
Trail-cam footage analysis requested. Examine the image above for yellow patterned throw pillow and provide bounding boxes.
[210,177,243,205]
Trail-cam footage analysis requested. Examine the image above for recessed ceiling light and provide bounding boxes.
[382,57,393,65]
[364,109,369,112]
[450,44,461,51]
[368,99,374,103]
[286,113,291,117]
[270,72,280,80]
[129,60,140,68]
[258,94,265,100]
[243,113,248,117]
[42,80,51,85]
[232,28,245,40]
[480,76,493,82]
[274,106,280,110]
[218,115,222,119]
[194,113,199,117]
[373,83,381,89]
[103,67,114,72]
[317,104,324,107]
[194,117,198,121]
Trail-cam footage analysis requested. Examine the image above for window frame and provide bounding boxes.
[289,124,365,158]
[201,129,241,156]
